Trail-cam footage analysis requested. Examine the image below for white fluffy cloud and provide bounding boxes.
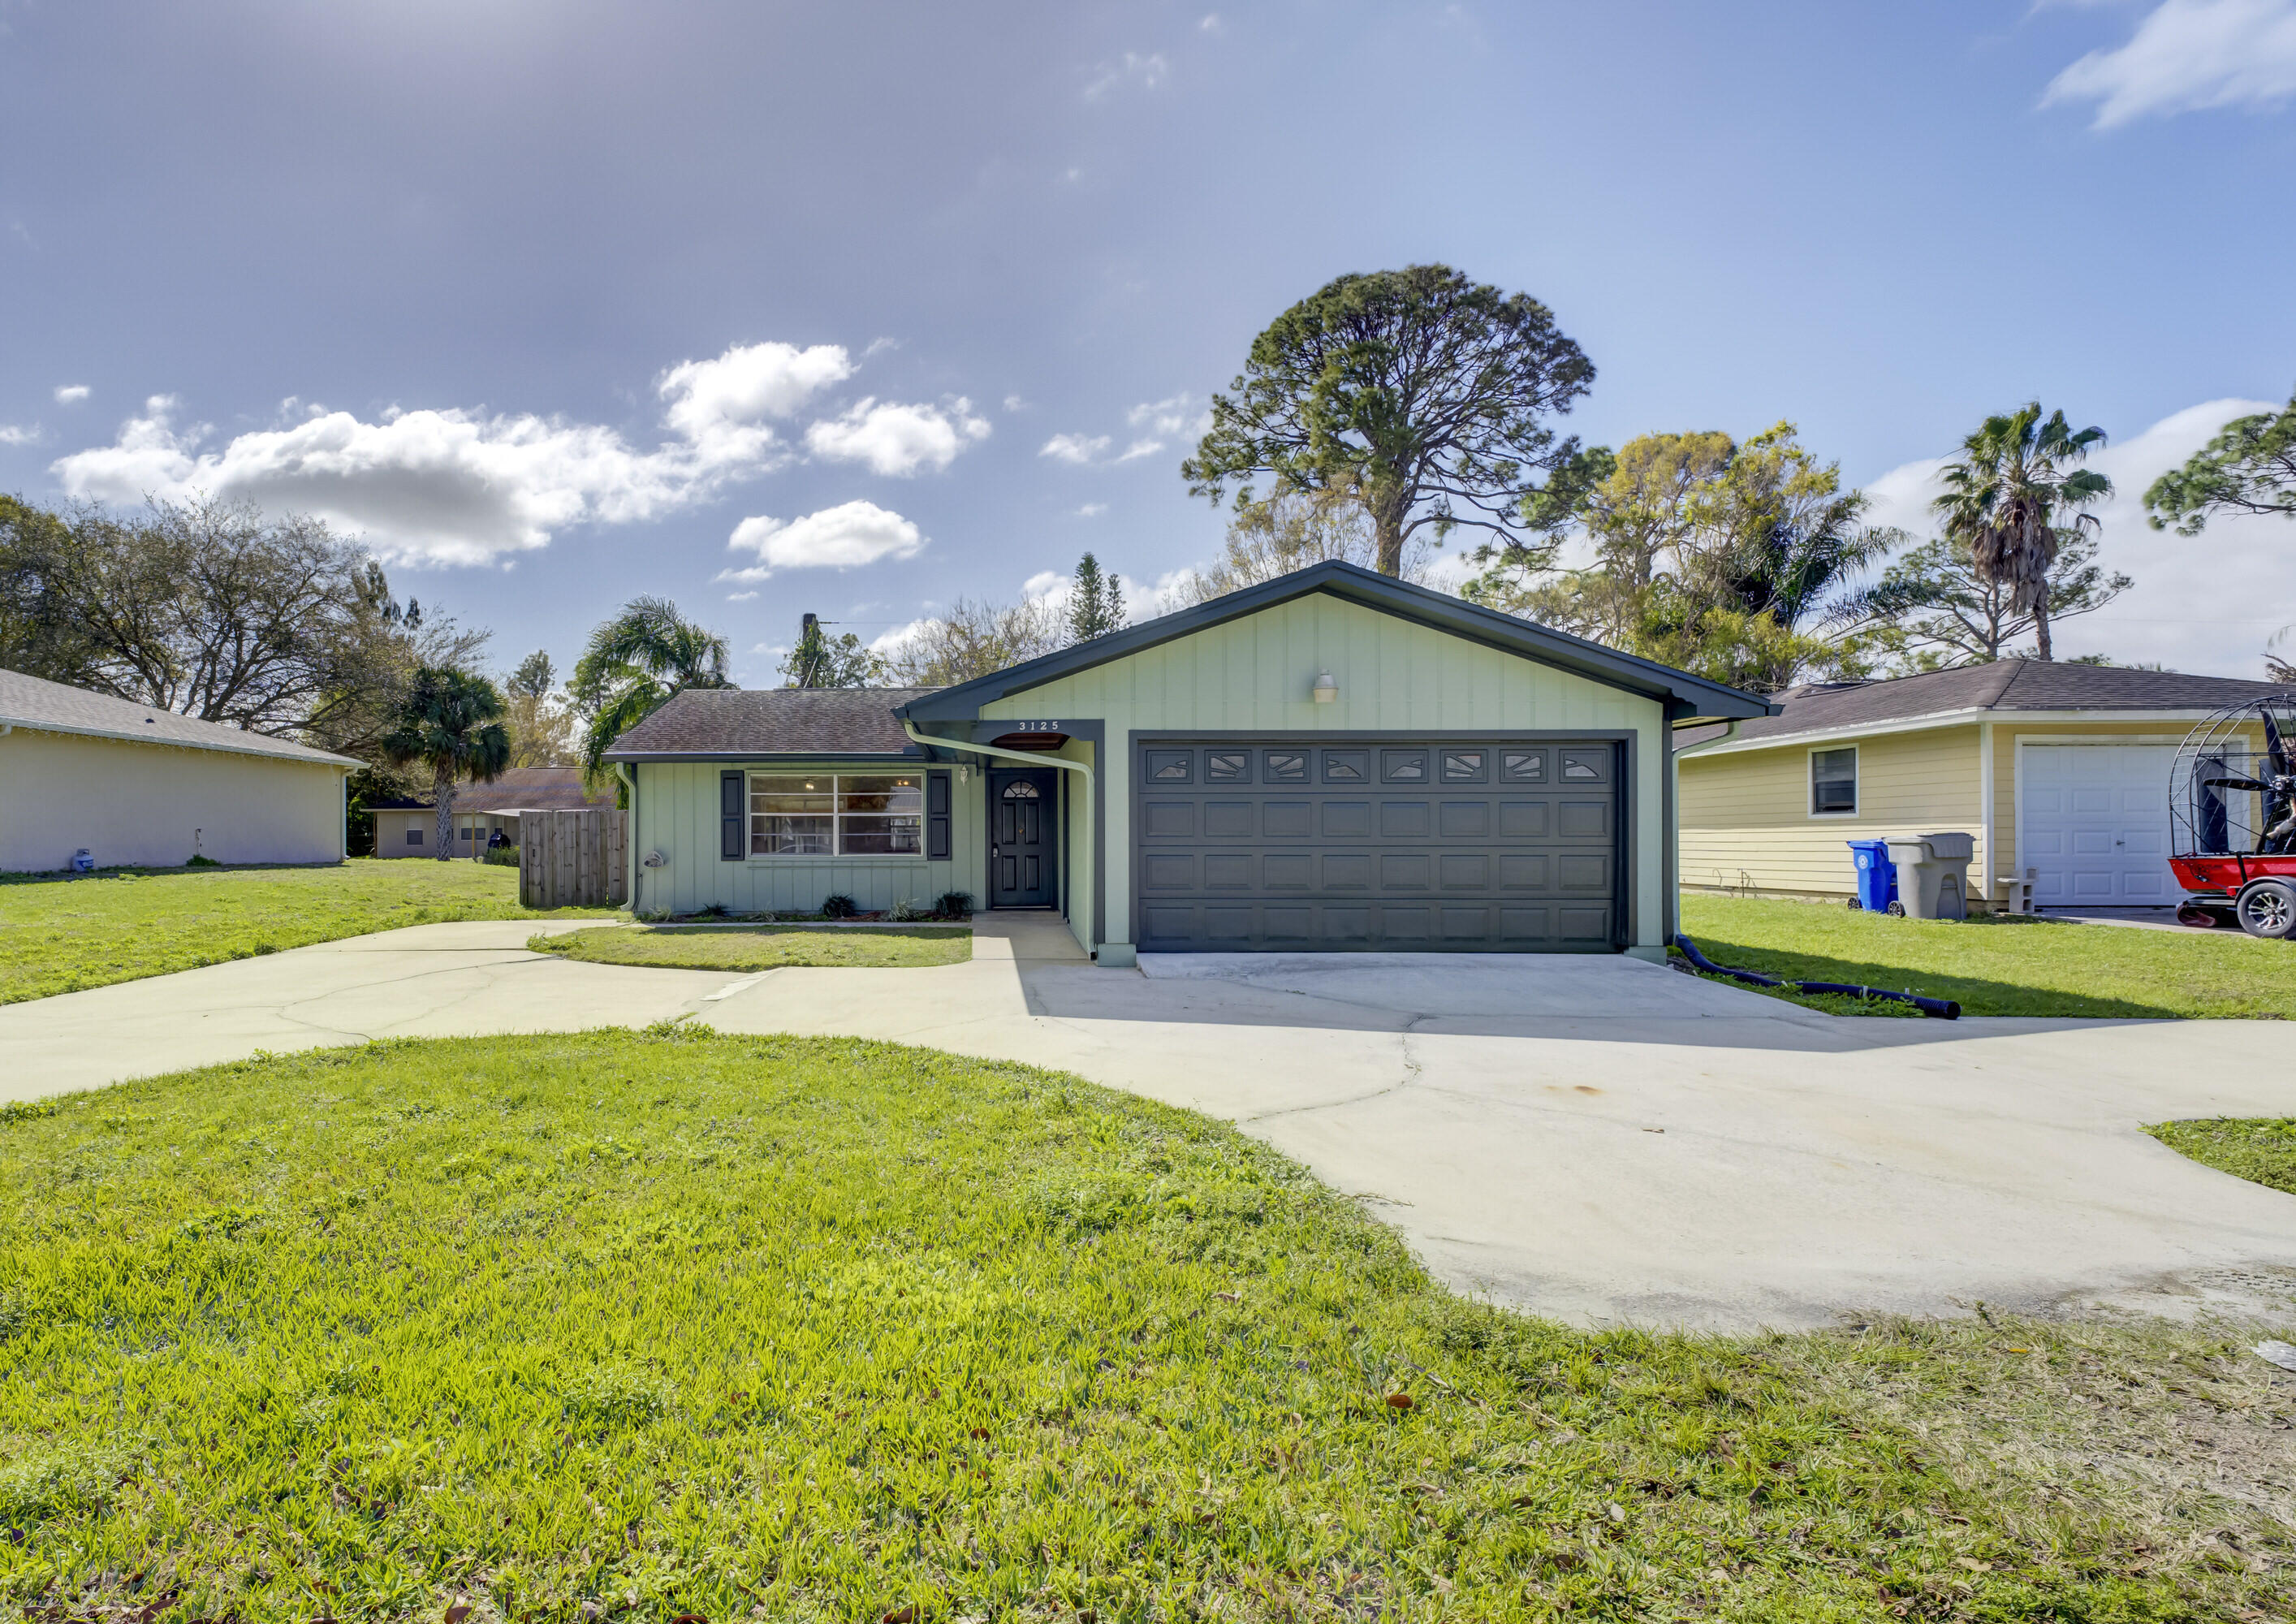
[52,393,715,566]
[720,500,925,580]
[1041,395,1206,469]
[53,385,88,404]
[2044,0,2296,126]
[869,617,935,657]
[1128,392,1208,438]
[658,340,852,454]
[804,397,989,477]
[1084,50,1168,98]
[1859,398,2291,676]
[45,339,978,566]
[1039,432,1111,464]
[0,424,37,447]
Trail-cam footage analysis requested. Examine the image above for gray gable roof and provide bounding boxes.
[0,667,360,767]
[369,767,616,812]
[1676,659,2293,749]
[603,687,939,760]
[897,559,1775,723]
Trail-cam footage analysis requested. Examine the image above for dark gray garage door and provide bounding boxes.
[1133,738,1621,952]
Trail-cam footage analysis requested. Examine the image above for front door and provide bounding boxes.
[989,768,1056,908]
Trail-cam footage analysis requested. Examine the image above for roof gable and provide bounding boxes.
[897,560,1773,722]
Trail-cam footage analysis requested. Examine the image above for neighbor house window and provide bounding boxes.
[749,773,922,856]
[406,828,423,846]
[1810,747,1858,816]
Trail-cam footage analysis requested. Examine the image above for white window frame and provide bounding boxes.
[1808,744,1859,818]
[744,770,925,860]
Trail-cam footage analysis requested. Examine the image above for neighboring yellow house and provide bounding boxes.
[1675,660,2288,912]
[370,767,611,858]
[0,667,356,871]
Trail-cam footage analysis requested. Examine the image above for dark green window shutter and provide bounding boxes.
[720,771,744,861]
[926,770,952,862]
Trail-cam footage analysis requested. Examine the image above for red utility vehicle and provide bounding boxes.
[2169,695,2296,938]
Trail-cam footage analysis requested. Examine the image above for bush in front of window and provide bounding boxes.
[934,889,975,919]
[889,898,926,922]
[821,893,861,919]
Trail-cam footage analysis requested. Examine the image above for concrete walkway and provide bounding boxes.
[6,913,2294,1332]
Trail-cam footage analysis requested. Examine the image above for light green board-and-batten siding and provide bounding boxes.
[627,760,983,918]
[979,592,1670,952]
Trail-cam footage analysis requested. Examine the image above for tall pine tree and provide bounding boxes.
[1068,554,1126,642]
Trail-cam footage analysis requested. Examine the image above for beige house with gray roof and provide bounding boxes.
[1674,661,2288,911]
[0,667,356,872]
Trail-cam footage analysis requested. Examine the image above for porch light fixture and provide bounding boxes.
[1312,671,1339,703]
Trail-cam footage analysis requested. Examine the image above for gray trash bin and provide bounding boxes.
[1885,831,1974,921]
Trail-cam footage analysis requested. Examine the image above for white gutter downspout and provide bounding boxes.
[902,719,1100,958]
[1979,720,1996,911]
[616,762,640,915]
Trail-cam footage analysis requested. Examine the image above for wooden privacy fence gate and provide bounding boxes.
[520,808,627,909]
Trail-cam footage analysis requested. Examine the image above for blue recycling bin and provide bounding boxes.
[1847,839,1897,912]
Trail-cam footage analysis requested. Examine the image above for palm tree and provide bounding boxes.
[570,597,732,789]
[378,667,511,860]
[1931,404,2111,662]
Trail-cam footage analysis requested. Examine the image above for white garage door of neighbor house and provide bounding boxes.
[2019,743,2182,907]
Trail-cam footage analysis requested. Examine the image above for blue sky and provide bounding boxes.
[3,0,2293,680]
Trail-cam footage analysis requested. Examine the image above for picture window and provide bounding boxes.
[1500,750,1545,781]
[1263,751,1308,781]
[749,773,922,856]
[1441,750,1486,780]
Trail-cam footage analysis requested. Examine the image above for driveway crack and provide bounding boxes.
[1241,1014,1433,1123]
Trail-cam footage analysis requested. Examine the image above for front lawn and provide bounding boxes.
[2149,1117,2296,1196]
[0,859,617,1005]
[1678,894,2296,1018]
[533,924,973,970]
[2,1034,2287,1621]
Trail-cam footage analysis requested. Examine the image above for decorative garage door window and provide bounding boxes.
[748,774,922,856]
[1135,738,1621,953]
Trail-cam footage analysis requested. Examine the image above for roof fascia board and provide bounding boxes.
[897,563,1772,722]
[606,750,923,765]
[0,715,360,768]
[1677,706,2227,758]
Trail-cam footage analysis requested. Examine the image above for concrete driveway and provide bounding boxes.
[5,913,2294,1332]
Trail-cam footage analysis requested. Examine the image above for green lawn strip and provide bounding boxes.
[1681,894,2296,1018]
[2,1034,2287,1622]
[0,860,618,1005]
[2147,1117,2296,1196]
[532,924,972,970]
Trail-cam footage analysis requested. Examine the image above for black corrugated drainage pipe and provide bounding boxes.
[1673,934,1960,1020]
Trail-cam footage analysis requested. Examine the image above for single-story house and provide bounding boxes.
[0,666,356,872]
[369,767,612,857]
[1673,659,2290,911]
[604,561,1771,962]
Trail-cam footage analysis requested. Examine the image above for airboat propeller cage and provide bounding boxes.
[2170,693,2296,860]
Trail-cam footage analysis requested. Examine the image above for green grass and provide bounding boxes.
[2,1034,2289,1622]
[2148,1117,2296,1196]
[533,925,973,970]
[0,859,617,1005]
[1678,894,2296,1019]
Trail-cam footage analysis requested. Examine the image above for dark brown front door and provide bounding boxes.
[989,769,1055,908]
